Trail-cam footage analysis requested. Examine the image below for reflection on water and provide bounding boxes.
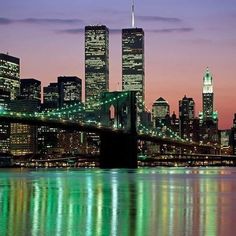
[1,168,236,236]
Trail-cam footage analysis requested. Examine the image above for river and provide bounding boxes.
[0,167,236,236]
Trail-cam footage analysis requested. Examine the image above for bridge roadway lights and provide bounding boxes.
[100,132,138,168]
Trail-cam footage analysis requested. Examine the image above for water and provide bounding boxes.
[1,168,236,236]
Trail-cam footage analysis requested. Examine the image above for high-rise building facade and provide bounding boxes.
[85,25,109,103]
[0,53,20,100]
[122,28,144,110]
[58,76,82,108]
[0,53,20,153]
[43,83,59,110]
[20,78,41,102]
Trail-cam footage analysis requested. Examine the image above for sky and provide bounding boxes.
[1,0,236,129]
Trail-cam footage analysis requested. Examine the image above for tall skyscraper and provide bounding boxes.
[58,76,82,108]
[85,25,109,103]
[202,67,214,120]
[122,28,144,110]
[122,1,144,110]
[200,68,219,144]
[0,53,20,153]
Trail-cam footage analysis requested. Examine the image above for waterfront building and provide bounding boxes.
[232,114,236,155]
[58,76,82,108]
[0,53,20,153]
[85,25,109,103]
[40,77,83,155]
[9,79,41,156]
[57,76,84,155]
[9,98,39,156]
[122,27,144,110]
[0,90,10,153]
[38,84,60,155]
[219,130,231,155]
[39,83,60,154]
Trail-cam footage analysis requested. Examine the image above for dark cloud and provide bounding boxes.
[57,28,84,34]
[0,17,13,25]
[57,28,121,35]
[147,27,194,33]
[137,15,182,23]
[19,18,83,25]
[58,27,192,35]
[0,17,83,25]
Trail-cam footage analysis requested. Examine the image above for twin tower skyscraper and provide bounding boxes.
[85,2,144,110]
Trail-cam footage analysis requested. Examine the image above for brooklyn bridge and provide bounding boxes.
[0,91,219,168]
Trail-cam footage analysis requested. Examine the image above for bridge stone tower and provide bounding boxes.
[99,91,137,168]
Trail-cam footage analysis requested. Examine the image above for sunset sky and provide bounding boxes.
[1,0,236,128]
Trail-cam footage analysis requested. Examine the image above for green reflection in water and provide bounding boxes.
[0,168,236,236]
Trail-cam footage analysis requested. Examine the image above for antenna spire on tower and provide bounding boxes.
[132,0,135,28]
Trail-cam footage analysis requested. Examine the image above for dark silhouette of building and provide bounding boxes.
[170,112,180,134]
[20,78,41,102]
[231,114,236,155]
[43,83,59,110]
[179,95,195,141]
[58,76,82,108]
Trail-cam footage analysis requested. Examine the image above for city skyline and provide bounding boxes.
[1,0,236,128]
